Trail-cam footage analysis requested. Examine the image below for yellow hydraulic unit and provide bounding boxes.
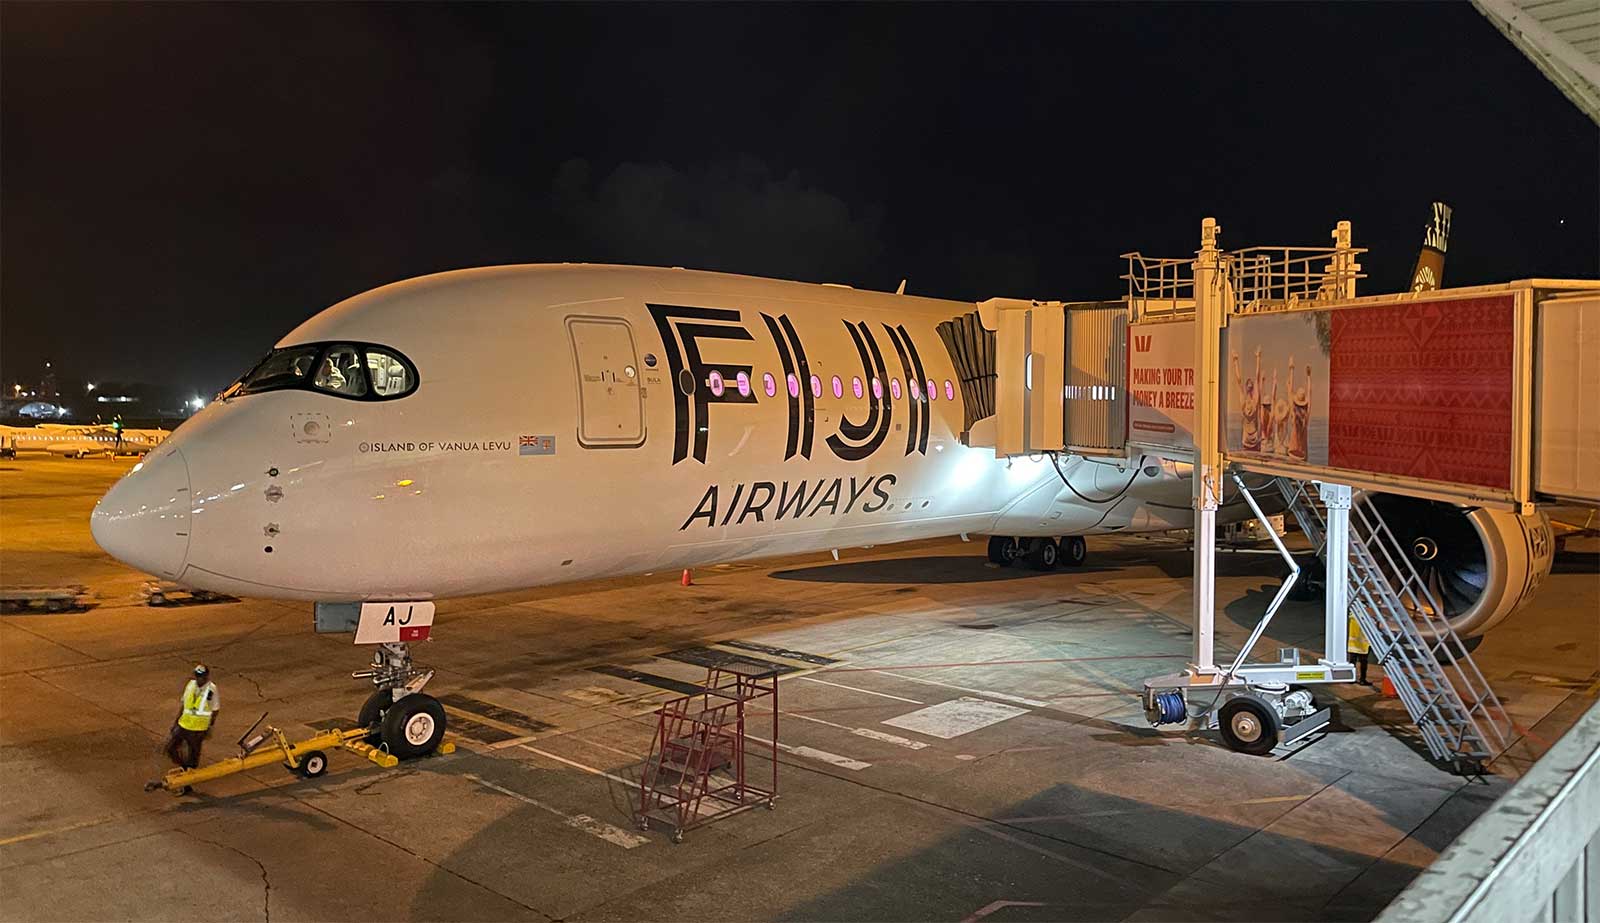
[144,718,454,794]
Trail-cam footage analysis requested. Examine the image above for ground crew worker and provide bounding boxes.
[166,664,220,772]
[1348,615,1371,686]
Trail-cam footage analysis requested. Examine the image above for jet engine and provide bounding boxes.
[1366,494,1555,639]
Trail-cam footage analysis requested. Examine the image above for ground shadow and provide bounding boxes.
[770,556,1119,584]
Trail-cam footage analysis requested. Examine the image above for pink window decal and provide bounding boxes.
[736,371,751,397]
[909,379,921,400]
[787,374,800,398]
[871,378,883,399]
[708,371,725,397]
[927,378,937,400]
[762,372,777,397]
[944,380,955,401]
[831,376,843,398]
[811,375,822,398]
[852,377,864,399]
[890,378,902,400]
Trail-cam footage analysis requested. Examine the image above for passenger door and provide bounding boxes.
[566,317,645,447]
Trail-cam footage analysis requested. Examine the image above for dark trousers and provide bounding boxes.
[1351,652,1369,684]
[166,727,208,769]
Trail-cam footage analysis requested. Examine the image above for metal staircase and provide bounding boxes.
[1276,478,1513,771]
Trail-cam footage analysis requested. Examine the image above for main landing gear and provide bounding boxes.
[353,642,447,759]
[986,535,1087,571]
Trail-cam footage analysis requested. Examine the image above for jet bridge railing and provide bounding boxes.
[1378,697,1600,923]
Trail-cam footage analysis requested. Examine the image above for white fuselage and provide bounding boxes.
[91,265,1234,602]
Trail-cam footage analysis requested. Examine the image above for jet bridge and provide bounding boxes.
[981,218,1599,768]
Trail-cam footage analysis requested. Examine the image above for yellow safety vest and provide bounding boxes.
[178,680,218,731]
[1347,616,1370,655]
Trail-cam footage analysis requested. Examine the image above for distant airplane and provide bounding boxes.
[0,423,167,458]
[89,258,1554,758]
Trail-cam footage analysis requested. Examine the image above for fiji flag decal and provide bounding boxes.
[520,435,555,456]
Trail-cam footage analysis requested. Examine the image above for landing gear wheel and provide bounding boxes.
[1218,695,1280,756]
[297,750,328,778]
[357,689,393,742]
[1060,536,1087,567]
[986,535,1020,566]
[1027,539,1059,571]
[381,693,446,759]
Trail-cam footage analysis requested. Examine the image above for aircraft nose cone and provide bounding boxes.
[91,446,192,579]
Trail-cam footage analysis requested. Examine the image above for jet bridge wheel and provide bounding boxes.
[381,692,447,759]
[1218,694,1281,756]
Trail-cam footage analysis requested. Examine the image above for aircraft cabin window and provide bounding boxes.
[852,377,864,399]
[910,379,922,401]
[945,380,955,401]
[764,373,778,397]
[787,374,800,398]
[891,378,902,400]
[927,378,937,401]
[810,375,821,398]
[831,376,843,399]
[708,370,725,397]
[872,378,883,400]
[736,371,751,397]
[314,345,368,397]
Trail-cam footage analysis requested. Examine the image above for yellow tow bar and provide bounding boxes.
[144,725,454,794]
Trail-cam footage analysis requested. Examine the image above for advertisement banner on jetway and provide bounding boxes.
[1225,312,1331,465]
[1225,294,1516,491]
[1126,320,1195,453]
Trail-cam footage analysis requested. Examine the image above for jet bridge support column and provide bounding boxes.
[1320,482,1351,659]
[1191,218,1226,672]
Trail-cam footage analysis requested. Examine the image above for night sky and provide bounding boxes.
[3,2,1596,395]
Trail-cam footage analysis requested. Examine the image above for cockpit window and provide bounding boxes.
[313,344,368,397]
[227,342,418,401]
[234,346,321,395]
[365,347,412,397]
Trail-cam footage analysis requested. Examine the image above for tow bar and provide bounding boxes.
[143,715,454,794]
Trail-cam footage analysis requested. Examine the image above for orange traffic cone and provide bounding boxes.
[680,569,693,587]
[1380,674,1398,698]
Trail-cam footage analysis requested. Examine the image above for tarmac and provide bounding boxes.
[1,456,1596,922]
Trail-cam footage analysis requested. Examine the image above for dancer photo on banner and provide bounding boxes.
[1224,312,1330,465]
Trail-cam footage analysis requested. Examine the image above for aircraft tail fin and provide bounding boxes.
[1408,201,1452,292]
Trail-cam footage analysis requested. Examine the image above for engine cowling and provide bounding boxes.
[1367,494,1555,639]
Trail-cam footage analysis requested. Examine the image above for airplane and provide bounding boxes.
[0,423,168,458]
[89,261,1553,759]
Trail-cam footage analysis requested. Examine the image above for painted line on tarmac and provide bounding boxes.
[464,773,646,849]
[797,675,924,704]
[519,744,637,788]
[870,672,1050,708]
[746,734,871,771]
[763,710,929,750]
[826,653,1190,673]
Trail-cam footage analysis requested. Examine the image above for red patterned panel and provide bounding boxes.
[1327,295,1514,489]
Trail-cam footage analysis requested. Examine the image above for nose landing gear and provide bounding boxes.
[352,641,447,759]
